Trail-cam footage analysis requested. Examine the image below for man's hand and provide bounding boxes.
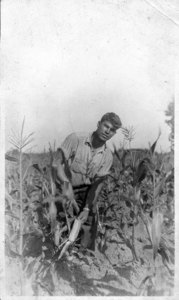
[78,207,89,223]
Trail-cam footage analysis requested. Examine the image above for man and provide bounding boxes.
[54,112,122,250]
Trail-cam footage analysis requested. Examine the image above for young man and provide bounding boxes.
[55,112,122,250]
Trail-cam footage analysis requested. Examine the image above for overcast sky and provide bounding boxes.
[1,0,178,153]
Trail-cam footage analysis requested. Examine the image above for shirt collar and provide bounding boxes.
[85,132,107,153]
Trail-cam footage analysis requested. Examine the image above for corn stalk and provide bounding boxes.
[123,126,138,260]
[140,130,164,262]
[9,117,34,294]
[19,145,23,256]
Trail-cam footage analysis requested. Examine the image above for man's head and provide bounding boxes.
[96,112,122,142]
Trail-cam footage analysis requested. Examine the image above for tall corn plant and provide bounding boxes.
[115,127,165,261]
[136,129,168,261]
[147,130,164,261]
[8,117,34,293]
[122,126,139,260]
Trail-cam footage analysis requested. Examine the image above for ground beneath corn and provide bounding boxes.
[5,220,174,296]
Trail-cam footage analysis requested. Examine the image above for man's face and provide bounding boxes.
[96,120,117,142]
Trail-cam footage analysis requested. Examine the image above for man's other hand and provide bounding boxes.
[78,208,89,223]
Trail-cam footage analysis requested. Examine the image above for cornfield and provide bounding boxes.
[4,122,174,296]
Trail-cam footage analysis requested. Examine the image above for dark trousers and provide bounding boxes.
[73,185,98,251]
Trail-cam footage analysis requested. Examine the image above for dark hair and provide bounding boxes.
[100,112,122,129]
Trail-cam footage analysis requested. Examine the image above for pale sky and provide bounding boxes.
[1,0,178,153]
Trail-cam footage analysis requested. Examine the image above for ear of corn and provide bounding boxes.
[68,219,82,242]
[57,219,82,260]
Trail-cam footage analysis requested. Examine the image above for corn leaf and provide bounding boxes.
[154,176,166,199]
[134,158,151,186]
[5,154,19,162]
[151,208,164,260]
[21,117,25,140]
[149,128,161,155]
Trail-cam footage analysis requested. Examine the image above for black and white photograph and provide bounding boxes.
[0,0,178,297]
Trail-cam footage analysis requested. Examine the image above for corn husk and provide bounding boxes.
[68,219,82,242]
[58,240,71,260]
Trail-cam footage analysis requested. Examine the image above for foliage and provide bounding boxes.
[5,124,174,296]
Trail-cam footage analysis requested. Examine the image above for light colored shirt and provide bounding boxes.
[60,132,113,186]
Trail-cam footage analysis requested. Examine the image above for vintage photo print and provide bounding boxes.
[0,0,178,297]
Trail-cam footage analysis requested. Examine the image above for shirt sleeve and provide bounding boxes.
[60,133,78,163]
